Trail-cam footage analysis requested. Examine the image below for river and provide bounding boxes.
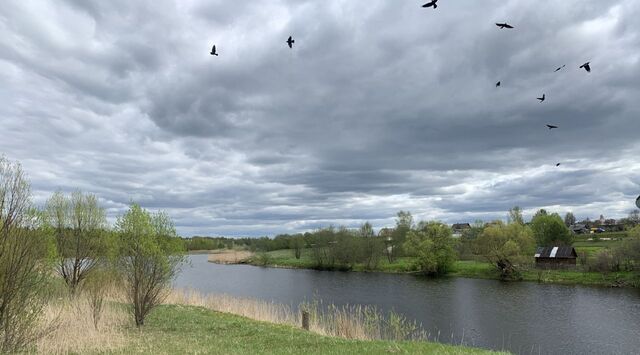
[175,254,640,354]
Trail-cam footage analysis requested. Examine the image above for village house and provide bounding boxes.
[534,246,577,269]
[451,223,471,238]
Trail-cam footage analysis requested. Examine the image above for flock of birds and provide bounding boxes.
[425,1,593,168]
[208,2,595,170]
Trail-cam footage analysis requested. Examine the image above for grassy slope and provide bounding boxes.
[118,305,505,355]
[252,249,637,287]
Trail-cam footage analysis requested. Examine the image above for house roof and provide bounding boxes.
[451,223,471,230]
[534,246,577,259]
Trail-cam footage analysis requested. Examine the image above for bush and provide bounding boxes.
[475,221,535,280]
[403,222,457,276]
[0,157,55,352]
[115,204,185,327]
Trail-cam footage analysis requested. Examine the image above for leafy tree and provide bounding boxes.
[508,206,524,225]
[115,204,185,327]
[404,221,456,276]
[391,211,413,257]
[0,157,54,352]
[359,222,383,270]
[289,235,305,259]
[46,190,109,294]
[564,212,576,227]
[530,213,573,246]
[532,209,548,220]
[475,221,535,280]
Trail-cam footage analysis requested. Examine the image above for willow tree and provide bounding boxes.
[46,191,108,294]
[115,204,185,326]
[0,157,52,352]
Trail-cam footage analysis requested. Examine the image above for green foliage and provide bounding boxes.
[508,206,524,225]
[403,221,457,276]
[0,156,54,352]
[530,213,573,246]
[289,235,305,259]
[564,212,576,227]
[45,190,109,294]
[115,204,185,326]
[475,221,535,280]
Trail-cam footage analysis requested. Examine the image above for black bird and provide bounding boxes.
[579,62,591,72]
[422,0,438,9]
[286,36,295,48]
[556,163,561,167]
[496,23,514,29]
[210,45,218,56]
[554,65,565,72]
[496,81,501,87]
[546,124,558,129]
[537,93,545,102]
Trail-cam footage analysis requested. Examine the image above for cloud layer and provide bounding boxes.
[1,0,639,236]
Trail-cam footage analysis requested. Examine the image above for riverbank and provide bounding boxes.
[242,249,638,288]
[120,305,506,354]
[37,290,505,354]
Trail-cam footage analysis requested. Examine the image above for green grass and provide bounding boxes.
[250,249,638,287]
[117,305,505,355]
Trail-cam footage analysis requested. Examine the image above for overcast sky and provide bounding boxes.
[1,0,639,236]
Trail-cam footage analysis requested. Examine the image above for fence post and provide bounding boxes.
[301,310,309,331]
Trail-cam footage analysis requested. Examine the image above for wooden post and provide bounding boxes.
[301,310,309,331]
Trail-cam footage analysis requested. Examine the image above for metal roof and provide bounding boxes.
[534,246,577,259]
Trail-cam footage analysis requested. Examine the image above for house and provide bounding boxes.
[569,223,589,234]
[451,223,471,238]
[534,246,577,269]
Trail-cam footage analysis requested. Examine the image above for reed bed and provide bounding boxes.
[167,288,427,341]
[36,294,128,354]
[206,250,254,264]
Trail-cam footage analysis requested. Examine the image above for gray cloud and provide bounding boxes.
[1,0,639,236]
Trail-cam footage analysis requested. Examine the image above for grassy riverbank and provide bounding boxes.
[118,305,506,355]
[38,292,506,354]
[246,249,638,287]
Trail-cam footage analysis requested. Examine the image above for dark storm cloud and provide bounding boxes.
[1,0,639,236]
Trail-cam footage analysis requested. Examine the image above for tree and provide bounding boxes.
[0,157,53,352]
[404,221,456,276]
[46,190,108,294]
[289,235,305,259]
[508,206,524,225]
[564,212,576,227]
[391,211,413,257]
[115,204,185,326]
[475,221,535,280]
[532,209,548,220]
[530,213,573,246]
[359,222,383,270]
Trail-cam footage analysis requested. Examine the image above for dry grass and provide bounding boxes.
[36,290,129,354]
[166,288,426,341]
[207,250,254,264]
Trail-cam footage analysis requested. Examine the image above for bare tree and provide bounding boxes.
[0,156,51,352]
[46,191,108,294]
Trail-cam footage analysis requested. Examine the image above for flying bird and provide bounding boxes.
[579,62,591,72]
[496,23,514,29]
[422,0,438,8]
[286,36,295,48]
[554,65,565,72]
[210,45,218,56]
[496,81,501,87]
[546,124,558,129]
[537,93,545,102]
[556,163,561,167]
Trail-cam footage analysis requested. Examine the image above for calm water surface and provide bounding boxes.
[175,255,640,355]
